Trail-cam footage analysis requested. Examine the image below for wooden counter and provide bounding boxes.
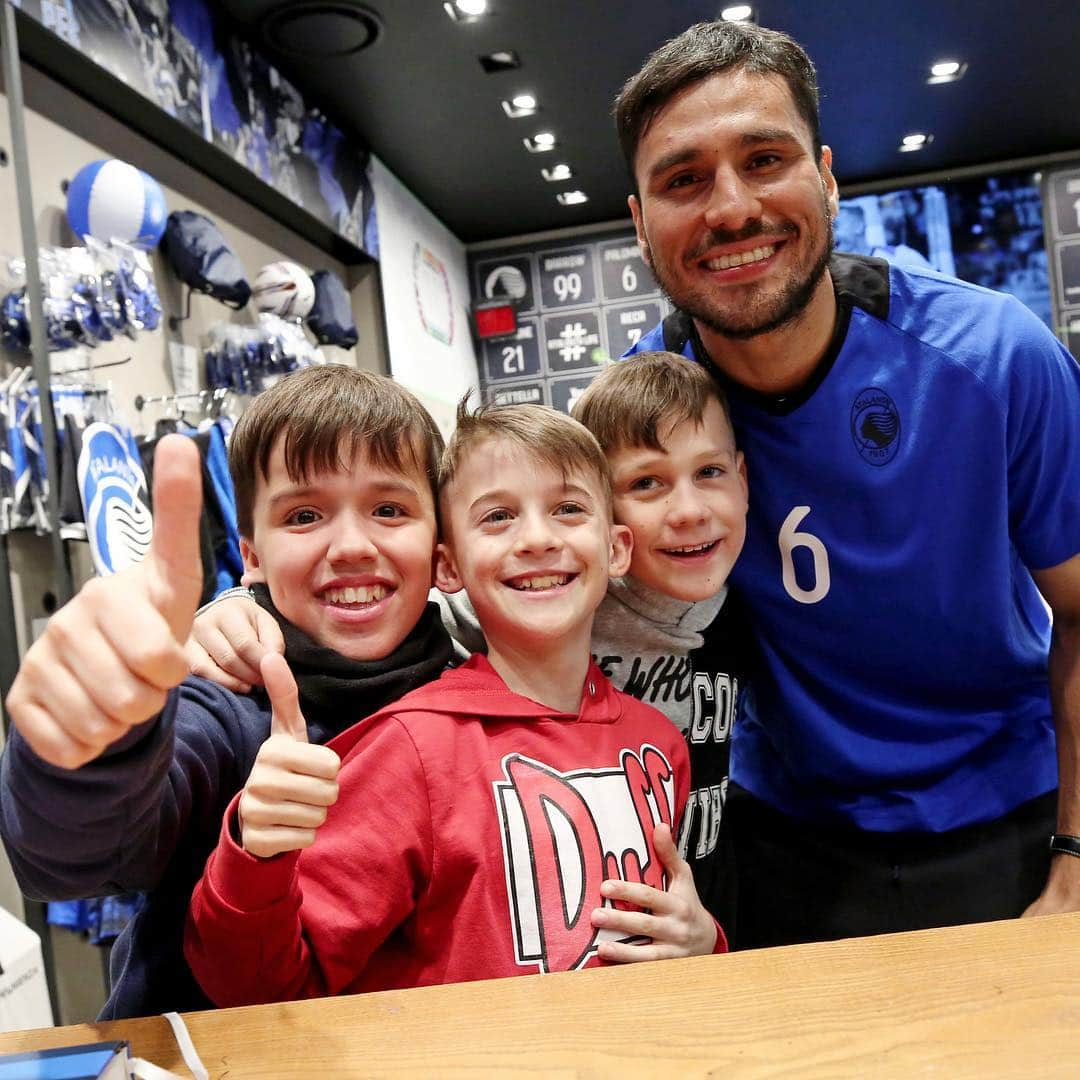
[2,913,1079,1077]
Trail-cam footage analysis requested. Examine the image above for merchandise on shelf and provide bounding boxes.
[0,240,161,352]
[203,313,326,394]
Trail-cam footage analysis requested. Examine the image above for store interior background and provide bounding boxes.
[0,0,1078,1025]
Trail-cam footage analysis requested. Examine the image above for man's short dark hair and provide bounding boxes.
[614,20,822,183]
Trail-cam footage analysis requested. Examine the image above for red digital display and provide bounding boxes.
[474,303,517,339]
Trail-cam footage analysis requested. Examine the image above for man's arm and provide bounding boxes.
[1025,552,1080,916]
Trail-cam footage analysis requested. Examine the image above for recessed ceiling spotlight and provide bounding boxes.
[444,0,487,21]
[524,131,556,152]
[479,50,521,73]
[501,93,537,118]
[541,164,573,181]
[928,59,967,84]
[720,5,755,22]
[899,132,933,152]
[556,191,588,206]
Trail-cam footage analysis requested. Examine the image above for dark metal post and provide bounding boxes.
[0,0,68,1023]
[1,0,73,604]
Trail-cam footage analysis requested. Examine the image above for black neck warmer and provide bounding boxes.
[250,583,455,734]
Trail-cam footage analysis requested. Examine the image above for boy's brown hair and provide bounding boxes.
[572,352,732,454]
[439,399,613,513]
[230,365,444,538]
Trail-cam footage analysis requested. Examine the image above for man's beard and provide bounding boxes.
[645,195,835,342]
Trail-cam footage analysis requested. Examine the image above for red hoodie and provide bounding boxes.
[186,655,719,1006]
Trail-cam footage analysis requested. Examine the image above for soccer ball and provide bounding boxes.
[251,261,316,318]
[66,159,168,250]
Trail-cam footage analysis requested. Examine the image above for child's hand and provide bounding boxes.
[590,823,719,962]
[238,653,340,860]
[6,436,204,769]
[186,594,285,694]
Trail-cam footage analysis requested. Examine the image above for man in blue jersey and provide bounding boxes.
[616,20,1080,947]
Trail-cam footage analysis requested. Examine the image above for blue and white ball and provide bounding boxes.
[66,159,168,250]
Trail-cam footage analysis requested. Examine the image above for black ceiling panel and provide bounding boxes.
[217,0,1080,243]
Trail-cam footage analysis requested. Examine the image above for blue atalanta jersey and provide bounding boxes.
[626,254,1080,831]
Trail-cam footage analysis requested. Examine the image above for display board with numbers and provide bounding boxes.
[469,227,669,412]
[1044,164,1080,359]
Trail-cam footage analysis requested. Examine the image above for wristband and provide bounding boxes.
[1048,833,1080,859]
[195,585,256,617]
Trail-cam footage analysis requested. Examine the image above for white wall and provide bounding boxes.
[369,157,479,435]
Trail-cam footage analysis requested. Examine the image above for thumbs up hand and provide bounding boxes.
[6,435,206,769]
[237,653,340,860]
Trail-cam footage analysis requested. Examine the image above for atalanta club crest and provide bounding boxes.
[77,422,153,575]
[494,745,676,974]
[850,387,901,466]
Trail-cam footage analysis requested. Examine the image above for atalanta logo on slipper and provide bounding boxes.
[851,387,901,466]
[77,422,153,576]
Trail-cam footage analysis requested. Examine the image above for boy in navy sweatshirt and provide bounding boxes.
[0,365,454,1018]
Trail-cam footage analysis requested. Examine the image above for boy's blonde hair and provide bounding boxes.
[230,365,444,538]
[439,399,613,511]
[572,352,732,453]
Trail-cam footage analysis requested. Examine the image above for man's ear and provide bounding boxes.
[629,194,653,268]
[608,523,634,579]
[434,542,465,594]
[240,537,266,585]
[736,449,749,505]
[819,145,839,220]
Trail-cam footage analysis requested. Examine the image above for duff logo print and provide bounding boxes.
[493,745,676,974]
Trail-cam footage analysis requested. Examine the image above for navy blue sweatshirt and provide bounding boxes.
[0,601,453,1019]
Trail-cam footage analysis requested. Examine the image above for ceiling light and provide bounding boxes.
[479,50,521,73]
[524,132,556,152]
[556,191,588,206]
[928,59,967,84]
[720,5,754,21]
[444,0,487,20]
[541,164,573,181]
[501,93,537,118]
[899,132,933,152]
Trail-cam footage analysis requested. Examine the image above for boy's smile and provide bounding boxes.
[607,398,747,602]
[241,436,437,661]
[437,438,630,660]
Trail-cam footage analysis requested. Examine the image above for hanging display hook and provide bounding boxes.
[168,286,194,333]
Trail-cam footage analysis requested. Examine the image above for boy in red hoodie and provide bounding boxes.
[185,402,724,1006]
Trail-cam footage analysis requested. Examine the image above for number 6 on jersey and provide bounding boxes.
[779,506,831,604]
